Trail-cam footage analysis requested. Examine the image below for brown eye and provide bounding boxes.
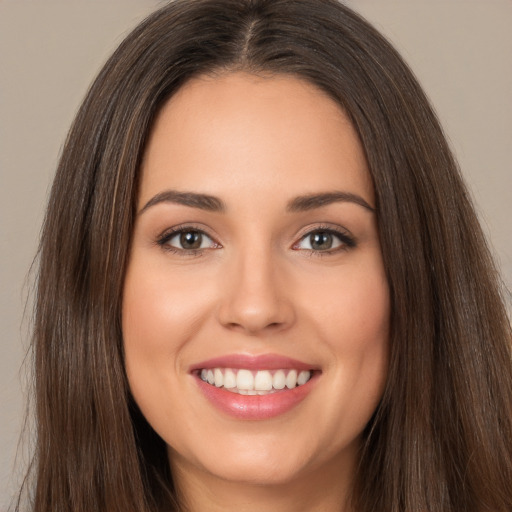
[294,228,356,253]
[309,231,334,250]
[179,231,203,250]
[158,228,218,252]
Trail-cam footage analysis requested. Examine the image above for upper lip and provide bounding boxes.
[190,353,318,372]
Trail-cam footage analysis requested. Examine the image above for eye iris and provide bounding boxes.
[180,231,202,249]
[310,231,333,250]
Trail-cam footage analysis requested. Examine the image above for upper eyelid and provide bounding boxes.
[158,223,216,239]
[295,223,353,240]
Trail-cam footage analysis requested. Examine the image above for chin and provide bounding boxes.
[170,435,314,487]
[204,456,307,486]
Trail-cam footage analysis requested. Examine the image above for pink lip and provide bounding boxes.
[191,353,320,420]
[191,353,316,372]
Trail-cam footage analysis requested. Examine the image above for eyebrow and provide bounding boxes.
[139,190,225,214]
[286,191,375,213]
[138,189,374,215]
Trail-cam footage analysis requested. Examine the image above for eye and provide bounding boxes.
[294,228,355,253]
[157,227,219,253]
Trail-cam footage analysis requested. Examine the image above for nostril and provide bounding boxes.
[224,320,284,335]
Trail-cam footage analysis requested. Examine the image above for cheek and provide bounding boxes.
[122,262,211,359]
[121,263,197,403]
[307,259,389,351]
[121,262,210,443]
[306,259,390,419]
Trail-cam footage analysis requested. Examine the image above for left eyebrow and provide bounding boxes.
[286,191,375,213]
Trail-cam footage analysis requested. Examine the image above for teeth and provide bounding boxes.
[285,369,297,389]
[297,370,310,386]
[223,369,236,389]
[214,368,223,387]
[254,370,273,391]
[273,370,286,390]
[199,367,312,394]
[236,369,254,390]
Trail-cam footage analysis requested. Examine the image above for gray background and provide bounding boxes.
[1,1,511,508]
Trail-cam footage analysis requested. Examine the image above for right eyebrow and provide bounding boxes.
[138,190,225,215]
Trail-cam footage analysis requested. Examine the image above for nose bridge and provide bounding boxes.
[217,240,294,334]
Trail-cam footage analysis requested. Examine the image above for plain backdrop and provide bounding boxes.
[1,0,511,508]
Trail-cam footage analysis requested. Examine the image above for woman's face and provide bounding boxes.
[122,72,389,490]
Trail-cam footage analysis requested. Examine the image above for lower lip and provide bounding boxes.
[195,374,318,420]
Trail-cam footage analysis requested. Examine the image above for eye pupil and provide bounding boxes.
[310,231,333,250]
[180,231,202,249]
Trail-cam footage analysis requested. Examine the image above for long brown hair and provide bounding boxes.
[21,1,512,510]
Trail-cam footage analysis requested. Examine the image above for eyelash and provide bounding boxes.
[294,225,356,257]
[155,224,356,257]
[156,224,219,256]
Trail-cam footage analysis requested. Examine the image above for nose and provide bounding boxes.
[216,247,296,335]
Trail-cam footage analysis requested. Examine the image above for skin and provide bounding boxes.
[122,72,390,512]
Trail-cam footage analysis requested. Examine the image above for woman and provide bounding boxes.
[21,0,512,511]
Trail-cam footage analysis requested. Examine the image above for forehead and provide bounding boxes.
[139,72,373,207]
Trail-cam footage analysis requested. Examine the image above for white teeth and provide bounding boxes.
[297,370,310,386]
[200,367,313,394]
[273,370,286,390]
[223,369,236,389]
[236,369,254,390]
[285,369,298,389]
[254,370,273,391]
[214,368,223,387]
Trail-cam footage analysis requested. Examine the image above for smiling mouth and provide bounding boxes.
[199,368,312,395]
